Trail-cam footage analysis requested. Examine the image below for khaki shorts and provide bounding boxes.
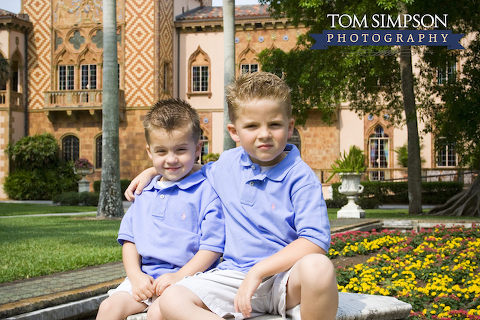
[175,268,292,320]
[108,277,155,310]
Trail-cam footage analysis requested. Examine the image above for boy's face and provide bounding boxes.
[146,127,202,182]
[227,98,295,166]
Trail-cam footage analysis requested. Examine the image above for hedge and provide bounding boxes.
[328,181,464,208]
[93,179,132,201]
[52,191,99,206]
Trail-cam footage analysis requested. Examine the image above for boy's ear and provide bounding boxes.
[146,144,153,160]
[287,118,295,139]
[195,140,203,158]
[227,123,241,143]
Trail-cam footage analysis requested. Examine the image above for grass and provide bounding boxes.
[0,203,97,216]
[0,215,121,283]
[0,203,479,284]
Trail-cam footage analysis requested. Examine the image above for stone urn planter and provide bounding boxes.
[325,146,367,219]
[74,158,95,193]
[337,172,365,219]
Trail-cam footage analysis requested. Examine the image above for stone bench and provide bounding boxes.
[127,292,412,320]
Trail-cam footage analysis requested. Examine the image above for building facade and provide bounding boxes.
[0,2,469,199]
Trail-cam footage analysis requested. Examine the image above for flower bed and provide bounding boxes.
[329,225,480,319]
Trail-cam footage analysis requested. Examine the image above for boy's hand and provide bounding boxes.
[124,167,157,201]
[130,272,155,302]
[234,271,262,318]
[152,272,185,296]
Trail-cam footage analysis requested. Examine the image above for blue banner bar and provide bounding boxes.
[310,30,465,49]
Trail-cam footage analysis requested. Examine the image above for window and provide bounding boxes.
[62,135,79,162]
[0,54,6,90]
[369,126,389,181]
[164,62,170,92]
[199,131,209,164]
[81,65,97,90]
[95,135,102,168]
[188,46,211,97]
[437,139,456,167]
[192,66,209,92]
[438,60,456,85]
[59,65,74,90]
[241,64,259,74]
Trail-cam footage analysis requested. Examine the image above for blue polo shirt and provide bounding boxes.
[202,144,330,273]
[118,170,224,279]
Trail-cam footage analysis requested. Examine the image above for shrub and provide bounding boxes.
[52,191,80,206]
[4,164,77,200]
[52,191,99,206]
[94,179,131,201]
[5,133,59,171]
[3,134,78,200]
[330,181,464,205]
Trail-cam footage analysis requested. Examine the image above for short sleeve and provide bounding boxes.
[291,182,330,253]
[117,203,135,246]
[199,196,225,253]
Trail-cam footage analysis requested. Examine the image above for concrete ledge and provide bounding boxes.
[4,294,107,320]
[127,292,412,320]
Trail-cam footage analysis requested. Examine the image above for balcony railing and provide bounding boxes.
[44,89,126,108]
[0,91,24,108]
[313,168,477,185]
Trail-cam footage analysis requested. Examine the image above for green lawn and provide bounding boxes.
[0,215,122,283]
[0,203,97,216]
[1,204,478,284]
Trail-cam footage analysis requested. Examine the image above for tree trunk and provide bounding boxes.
[427,177,480,217]
[399,45,423,214]
[97,0,123,218]
[223,0,236,150]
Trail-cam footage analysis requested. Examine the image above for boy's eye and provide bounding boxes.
[245,124,257,129]
[270,123,283,127]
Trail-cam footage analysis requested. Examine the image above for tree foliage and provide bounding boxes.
[258,0,405,126]
[4,133,77,200]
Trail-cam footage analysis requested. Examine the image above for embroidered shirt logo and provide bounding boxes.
[271,203,275,210]
[182,213,186,220]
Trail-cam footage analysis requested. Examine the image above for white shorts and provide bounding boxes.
[108,277,156,310]
[175,268,293,320]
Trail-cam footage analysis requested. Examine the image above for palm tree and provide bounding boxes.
[223,0,236,150]
[97,0,123,218]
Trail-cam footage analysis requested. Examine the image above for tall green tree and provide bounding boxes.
[411,0,480,216]
[421,33,480,216]
[97,0,123,218]
[259,0,423,213]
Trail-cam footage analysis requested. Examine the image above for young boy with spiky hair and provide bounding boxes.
[97,99,224,320]
[127,73,338,320]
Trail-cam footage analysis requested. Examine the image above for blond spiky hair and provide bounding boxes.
[225,72,292,123]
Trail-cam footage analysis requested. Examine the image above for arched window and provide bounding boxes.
[0,53,6,91]
[369,126,389,181]
[288,128,301,154]
[62,135,79,162]
[188,46,211,98]
[95,135,102,168]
